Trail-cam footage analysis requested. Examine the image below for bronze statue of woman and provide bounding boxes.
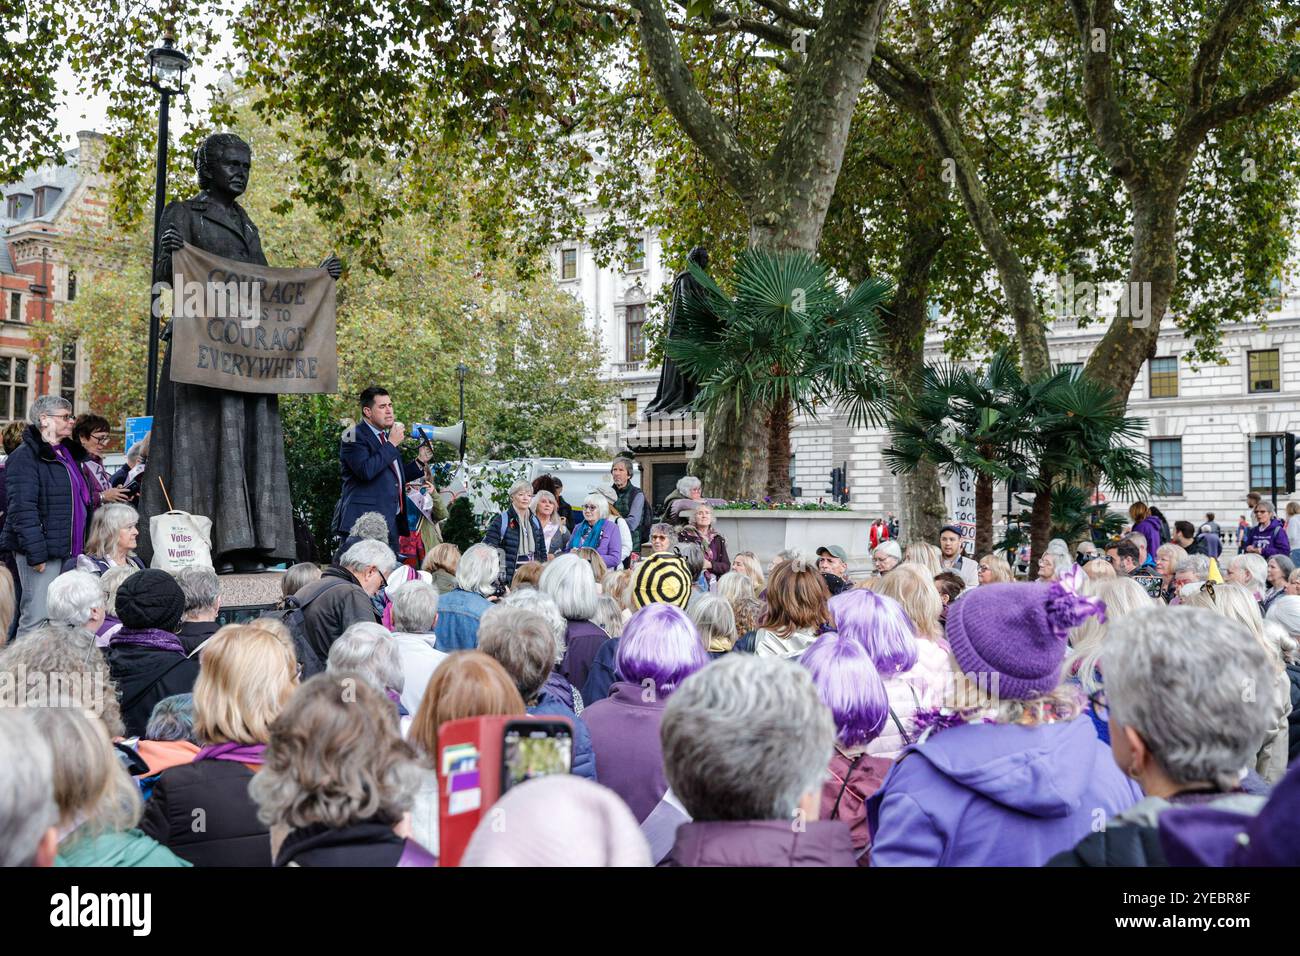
[139,132,340,572]
[645,246,708,416]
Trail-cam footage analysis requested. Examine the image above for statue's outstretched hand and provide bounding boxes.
[320,254,342,280]
[160,228,184,255]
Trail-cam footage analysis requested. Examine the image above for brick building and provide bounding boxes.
[0,130,107,423]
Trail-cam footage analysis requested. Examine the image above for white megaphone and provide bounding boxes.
[412,421,467,460]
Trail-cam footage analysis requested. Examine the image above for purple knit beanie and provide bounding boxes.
[944,566,1105,700]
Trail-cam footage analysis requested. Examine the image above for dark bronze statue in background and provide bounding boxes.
[140,132,341,572]
[645,245,709,416]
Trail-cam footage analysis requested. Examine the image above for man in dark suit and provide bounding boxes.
[335,386,430,552]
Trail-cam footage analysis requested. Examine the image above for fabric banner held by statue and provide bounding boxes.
[167,242,338,394]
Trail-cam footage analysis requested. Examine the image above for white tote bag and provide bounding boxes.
[149,510,214,572]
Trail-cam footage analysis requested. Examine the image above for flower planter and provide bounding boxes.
[710,510,875,569]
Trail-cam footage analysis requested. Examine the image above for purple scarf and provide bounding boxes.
[54,444,91,556]
[110,626,186,654]
[194,742,267,765]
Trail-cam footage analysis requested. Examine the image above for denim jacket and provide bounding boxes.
[433,588,491,652]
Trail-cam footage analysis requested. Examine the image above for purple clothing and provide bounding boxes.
[195,742,267,765]
[581,681,668,823]
[566,519,621,569]
[110,626,187,655]
[661,820,857,867]
[867,716,1141,867]
[54,444,90,556]
[557,619,611,691]
[1241,517,1291,560]
[1131,516,1163,561]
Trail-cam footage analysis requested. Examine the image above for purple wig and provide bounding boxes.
[828,588,918,677]
[801,632,888,747]
[617,603,710,700]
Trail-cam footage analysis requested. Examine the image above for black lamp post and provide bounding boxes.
[145,28,190,417]
[455,362,468,422]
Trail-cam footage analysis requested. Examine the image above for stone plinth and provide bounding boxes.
[216,570,285,624]
[711,510,874,571]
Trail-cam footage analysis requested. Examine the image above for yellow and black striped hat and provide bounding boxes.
[632,552,693,609]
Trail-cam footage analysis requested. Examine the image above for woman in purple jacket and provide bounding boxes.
[660,654,858,867]
[1241,498,1292,559]
[566,495,622,570]
[583,604,708,834]
[1128,501,1165,560]
[866,568,1141,866]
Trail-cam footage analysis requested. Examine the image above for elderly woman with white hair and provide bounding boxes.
[483,479,547,580]
[531,489,571,559]
[328,621,409,722]
[1226,551,1269,603]
[873,539,902,576]
[433,542,499,652]
[665,475,726,526]
[1183,581,1292,784]
[44,569,107,634]
[541,552,611,691]
[0,394,93,635]
[1264,596,1300,763]
[1050,606,1276,866]
[1262,554,1295,614]
[71,502,145,576]
[0,710,60,867]
[659,654,856,866]
[566,493,622,569]
[387,580,448,717]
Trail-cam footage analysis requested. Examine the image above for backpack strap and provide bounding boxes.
[888,706,914,746]
[297,577,350,610]
[500,511,510,538]
[829,752,867,821]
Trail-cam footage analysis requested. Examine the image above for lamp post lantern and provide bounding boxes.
[145,28,191,417]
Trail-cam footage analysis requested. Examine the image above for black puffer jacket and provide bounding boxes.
[482,509,546,580]
[0,425,91,565]
[139,759,271,867]
[107,640,201,738]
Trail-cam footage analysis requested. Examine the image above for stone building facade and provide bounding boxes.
[554,225,1300,533]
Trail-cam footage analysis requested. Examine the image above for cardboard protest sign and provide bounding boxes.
[168,243,337,394]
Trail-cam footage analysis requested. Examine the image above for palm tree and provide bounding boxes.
[666,250,892,501]
[1025,373,1160,576]
[886,350,1159,573]
[884,351,1039,554]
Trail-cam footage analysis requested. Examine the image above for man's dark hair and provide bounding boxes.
[72,414,111,444]
[359,386,390,410]
[1174,520,1195,540]
[1108,540,1141,565]
[1206,512,1215,521]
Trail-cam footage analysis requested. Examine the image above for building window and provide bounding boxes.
[625,304,646,363]
[0,356,31,423]
[5,195,18,219]
[627,236,645,272]
[1149,438,1182,495]
[7,292,20,323]
[623,396,638,428]
[33,189,45,218]
[1249,435,1286,493]
[67,271,77,302]
[560,248,578,281]
[1248,349,1281,393]
[60,341,77,407]
[1057,362,1082,379]
[1149,356,1178,398]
